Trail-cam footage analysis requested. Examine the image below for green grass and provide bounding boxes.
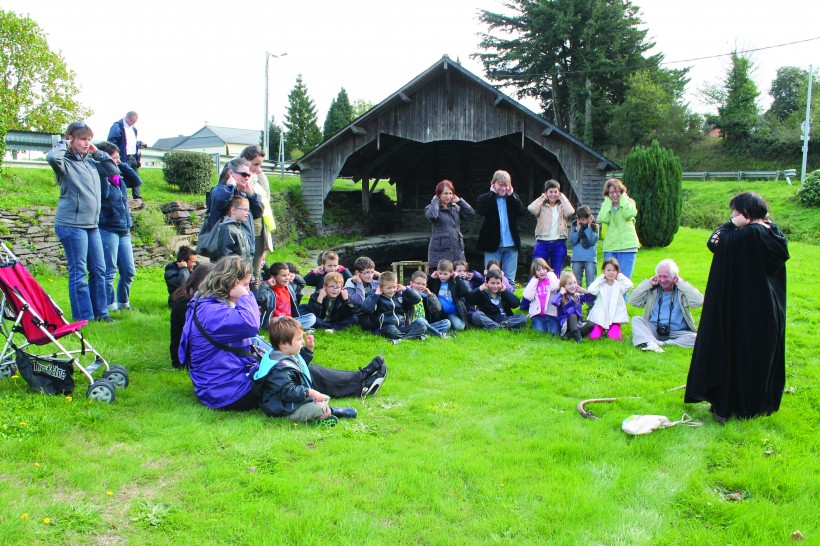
[681,180,819,245]
[0,226,818,544]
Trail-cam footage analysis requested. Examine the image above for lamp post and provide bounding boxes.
[263,51,287,161]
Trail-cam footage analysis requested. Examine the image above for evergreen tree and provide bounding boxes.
[265,115,283,161]
[474,0,687,147]
[284,74,322,159]
[718,53,760,142]
[622,140,682,248]
[323,88,354,141]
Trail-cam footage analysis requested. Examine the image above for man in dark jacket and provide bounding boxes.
[107,111,143,200]
[165,246,197,306]
[475,170,525,285]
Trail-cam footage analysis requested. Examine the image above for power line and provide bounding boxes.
[486,35,820,79]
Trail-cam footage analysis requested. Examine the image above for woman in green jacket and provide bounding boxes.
[596,178,640,279]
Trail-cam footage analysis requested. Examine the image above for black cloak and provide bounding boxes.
[684,221,789,421]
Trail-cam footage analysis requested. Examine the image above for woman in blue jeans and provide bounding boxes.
[96,141,142,313]
[46,122,113,322]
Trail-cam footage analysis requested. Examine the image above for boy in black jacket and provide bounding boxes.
[304,250,353,289]
[361,271,428,343]
[427,259,471,331]
[253,317,388,423]
[306,272,358,331]
[467,269,527,331]
[408,271,453,338]
[164,245,197,306]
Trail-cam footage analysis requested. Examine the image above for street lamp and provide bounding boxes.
[263,51,287,162]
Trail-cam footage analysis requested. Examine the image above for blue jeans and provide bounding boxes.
[572,261,597,288]
[418,318,452,337]
[99,229,135,307]
[296,313,317,330]
[446,313,466,331]
[533,239,568,274]
[531,314,560,335]
[55,225,108,321]
[603,251,637,280]
[484,247,518,285]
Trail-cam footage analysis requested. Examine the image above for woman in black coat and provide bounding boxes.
[685,192,789,422]
[424,179,475,268]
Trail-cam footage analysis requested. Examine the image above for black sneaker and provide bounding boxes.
[362,363,387,396]
[360,355,385,379]
[96,316,116,323]
[330,406,358,419]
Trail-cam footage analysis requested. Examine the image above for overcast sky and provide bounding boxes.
[4,0,817,145]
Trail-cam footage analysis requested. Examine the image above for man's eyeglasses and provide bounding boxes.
[234,206,250,212]
[234,171,251,179]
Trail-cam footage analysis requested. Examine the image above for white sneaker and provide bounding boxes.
[107,303,119,313]
[641,342,665,353]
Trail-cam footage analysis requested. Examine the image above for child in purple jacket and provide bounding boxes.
[551,271,596,343]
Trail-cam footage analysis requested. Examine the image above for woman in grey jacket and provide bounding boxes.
[424,179,475,268]
[46,122,113,322]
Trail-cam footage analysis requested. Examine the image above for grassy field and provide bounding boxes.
[0,221,818,544]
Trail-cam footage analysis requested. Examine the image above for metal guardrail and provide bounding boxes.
[611,169,799,184]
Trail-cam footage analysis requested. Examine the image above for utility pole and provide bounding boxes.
[801,64,813,182]
[263,51,287,161]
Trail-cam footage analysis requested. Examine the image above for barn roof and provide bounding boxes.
[292,55,618,171]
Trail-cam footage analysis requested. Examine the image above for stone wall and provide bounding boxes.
[0,204,195,271]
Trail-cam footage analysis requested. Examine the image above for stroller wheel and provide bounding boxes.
[0,356,16,379]
[86,379,117,403]
[102,365,129,389]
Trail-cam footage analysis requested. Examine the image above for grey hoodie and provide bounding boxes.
[47,141,111,229]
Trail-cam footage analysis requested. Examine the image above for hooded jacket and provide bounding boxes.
[47,141,111,229]
[362,288,421,329]
[253,348,315,417]
[178,293,260,409]
[98,162,142,235]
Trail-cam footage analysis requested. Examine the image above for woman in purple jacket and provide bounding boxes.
[178,256,264,410]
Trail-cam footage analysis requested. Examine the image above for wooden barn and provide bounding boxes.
[290,56,619,235]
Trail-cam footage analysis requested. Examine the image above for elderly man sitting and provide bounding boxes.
[628,259,704,352]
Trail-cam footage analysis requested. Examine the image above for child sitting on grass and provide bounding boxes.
[253,317,388,424]
[344,256,380,330]
[586,257,633,341]
[427,259,471,331]
[551,271,596,343]
[306,272,357,332]
[408,270,453,338]
[522,258,560,335]
[304,250,352,289]
[257,262,316,330]
[286,262,306,304]
[215,196,253,262]
[362,271,427,343]
[467,269,527,331]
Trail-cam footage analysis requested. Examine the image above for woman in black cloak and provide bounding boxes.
[685,192,789,423]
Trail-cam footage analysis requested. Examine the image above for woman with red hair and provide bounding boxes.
[424,180,475,267]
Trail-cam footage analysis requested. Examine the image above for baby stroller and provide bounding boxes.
[0,241,128,402]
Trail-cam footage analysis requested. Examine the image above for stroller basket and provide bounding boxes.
[0,241,129,402]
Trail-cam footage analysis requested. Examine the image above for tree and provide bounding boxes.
[718,52,760,142]
[622,140,682,248]
[323,88,353,141]
[765,66,819,130]
[607,70,700,149]
[0,10,91,136]
[474,0,687,147]
[260,115,283,160]
[351,98,374,118]
[283,74,322,159]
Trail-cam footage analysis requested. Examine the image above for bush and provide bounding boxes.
[132,206,174,247]
[796,169,820,207]
[623,140,682,248]
[162,151,214,194]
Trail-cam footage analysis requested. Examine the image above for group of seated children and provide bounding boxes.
[246,248,640,344]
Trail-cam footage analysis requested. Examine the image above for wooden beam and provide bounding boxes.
[349,125,367,136]
[398,92,412,103]
[596,161,610,171]
[493,95,505,107]
[541,125,554,136]
[361,171,370,214]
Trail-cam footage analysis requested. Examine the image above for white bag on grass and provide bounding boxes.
[622,413,701,435]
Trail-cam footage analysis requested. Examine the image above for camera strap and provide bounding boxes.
[654,286,675,333]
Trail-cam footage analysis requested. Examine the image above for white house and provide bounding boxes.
[153,125,261,156]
